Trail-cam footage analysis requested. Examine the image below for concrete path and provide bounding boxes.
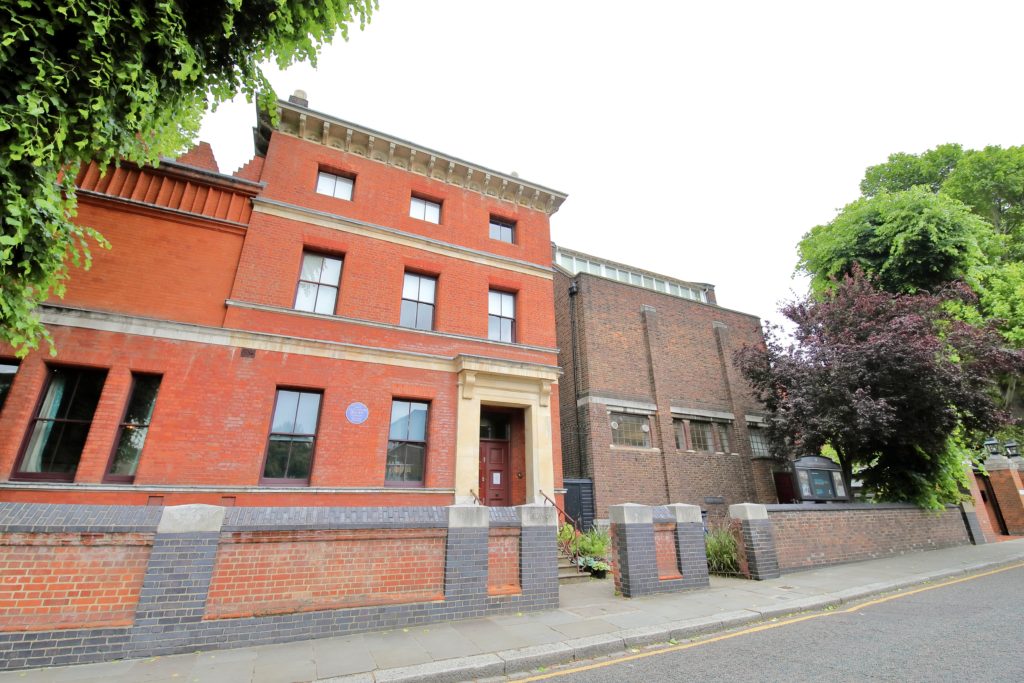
[4,539,1023,683]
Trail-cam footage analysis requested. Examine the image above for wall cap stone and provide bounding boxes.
[518,504,557,527]
[729,503,768,521]
[447,504,489,528]
[984,455,1014,471]
[157,504,225,533]
[666,504,703,524]
[609,503,653,525]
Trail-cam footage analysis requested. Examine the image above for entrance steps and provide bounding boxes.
[557,551,590,585]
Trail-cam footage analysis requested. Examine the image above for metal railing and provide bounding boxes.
[540,491,585,573]
[468,489,482,505]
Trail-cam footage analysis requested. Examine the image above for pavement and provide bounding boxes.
[4,539,1024,683]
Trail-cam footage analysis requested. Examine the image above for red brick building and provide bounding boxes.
[0,93,566,508]
[552,245,779,524]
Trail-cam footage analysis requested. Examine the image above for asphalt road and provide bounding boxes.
[527,565,1024,683]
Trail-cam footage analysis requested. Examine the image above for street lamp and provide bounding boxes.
[1005,440,1020,458]
[984,438,1002,458]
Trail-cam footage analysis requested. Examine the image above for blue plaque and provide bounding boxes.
[345,402,369,425]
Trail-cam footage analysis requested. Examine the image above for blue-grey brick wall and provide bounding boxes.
[740,519,781,580]
[960,505,987,545]
[0,502,559,672]
[612,507,711,597]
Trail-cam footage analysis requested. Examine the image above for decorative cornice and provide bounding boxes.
[252,197,554,279]
[262,100,568,216]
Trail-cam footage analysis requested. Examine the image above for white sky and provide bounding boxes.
[199,0,1024,325]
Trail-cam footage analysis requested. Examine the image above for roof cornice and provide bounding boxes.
[260,99,568,216]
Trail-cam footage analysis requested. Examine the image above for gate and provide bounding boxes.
[563,478,595,531]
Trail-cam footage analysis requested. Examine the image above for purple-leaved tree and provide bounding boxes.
[735,267,1023,508]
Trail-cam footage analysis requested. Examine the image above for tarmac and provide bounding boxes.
[3,538,1023,683]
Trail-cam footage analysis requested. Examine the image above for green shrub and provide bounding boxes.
[574,528,610,558]
[705,527,739,575]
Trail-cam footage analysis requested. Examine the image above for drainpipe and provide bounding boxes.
[568,279,588,478]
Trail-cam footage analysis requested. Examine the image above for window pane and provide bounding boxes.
[263,436,291,478]
[110,426,148,476]
[63,370,106,421]
[313,285,337,314]
[407,402,428,441]
[611,413,649,448]
[424,200,440,223]
[415,302,434,330]
[630,273,643,285]
[0,363,17,411]
[293,392,321,435]
[319,257,342,285]
[333,175,354,201]
[124,375,161,425]
[588,262,601,275]
[674,420,685,449]
[488,315,500,341]
[272,391,299,433]
[716,423,731,452]
[691,421,712,451]
[403,273,420,300]
[489,222,501,240]
[501,292,515,317]
[300,253,324,282]
[618,270,630,282]
[285,438,313,478]
[316,172,335,196]
[560,255,574,270]
[418,276,435,303]
[294,282,318,312]
[488,291,501,315]
[409,197,424,220]
[400,299,419,328]
[500,318,513,343]
[386,442,424,482]
[389,400,410,440]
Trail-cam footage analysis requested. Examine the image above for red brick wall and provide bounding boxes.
[487,527,521,595]
[258,134,554,269]
[0,326,460,501]
[654,523,681,580]
[64,191,245,328]
[204,528,447,619]
[0,532,151,631]
[768,505,970,571]
[988,469,1024,535]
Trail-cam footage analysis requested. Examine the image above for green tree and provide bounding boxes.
[860,143,963,197]
[943,146,1024,241]
[1,0,376,356]
[797,186,992,295]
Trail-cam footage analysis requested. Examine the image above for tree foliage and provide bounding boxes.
[797,187,992,295]
[736,269,1022,508]
[860,143,963,197]
[1,0,376,355]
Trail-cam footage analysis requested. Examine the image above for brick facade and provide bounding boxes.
[0,97,565,508]
[553,250,779,521]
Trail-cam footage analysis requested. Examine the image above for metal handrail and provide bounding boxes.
[468,489,482,505]
[540,490,579,530]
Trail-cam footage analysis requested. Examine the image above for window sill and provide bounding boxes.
[609,445,661,454]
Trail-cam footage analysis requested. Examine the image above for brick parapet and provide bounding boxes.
[0,503,558,671]
[609,504,709,597]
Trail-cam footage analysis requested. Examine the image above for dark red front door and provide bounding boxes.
[479,440,510,506]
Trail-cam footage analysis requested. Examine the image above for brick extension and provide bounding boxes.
[553,256,779,523]
[0,502,558,672]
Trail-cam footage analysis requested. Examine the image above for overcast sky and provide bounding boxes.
[199,0,1024,326]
